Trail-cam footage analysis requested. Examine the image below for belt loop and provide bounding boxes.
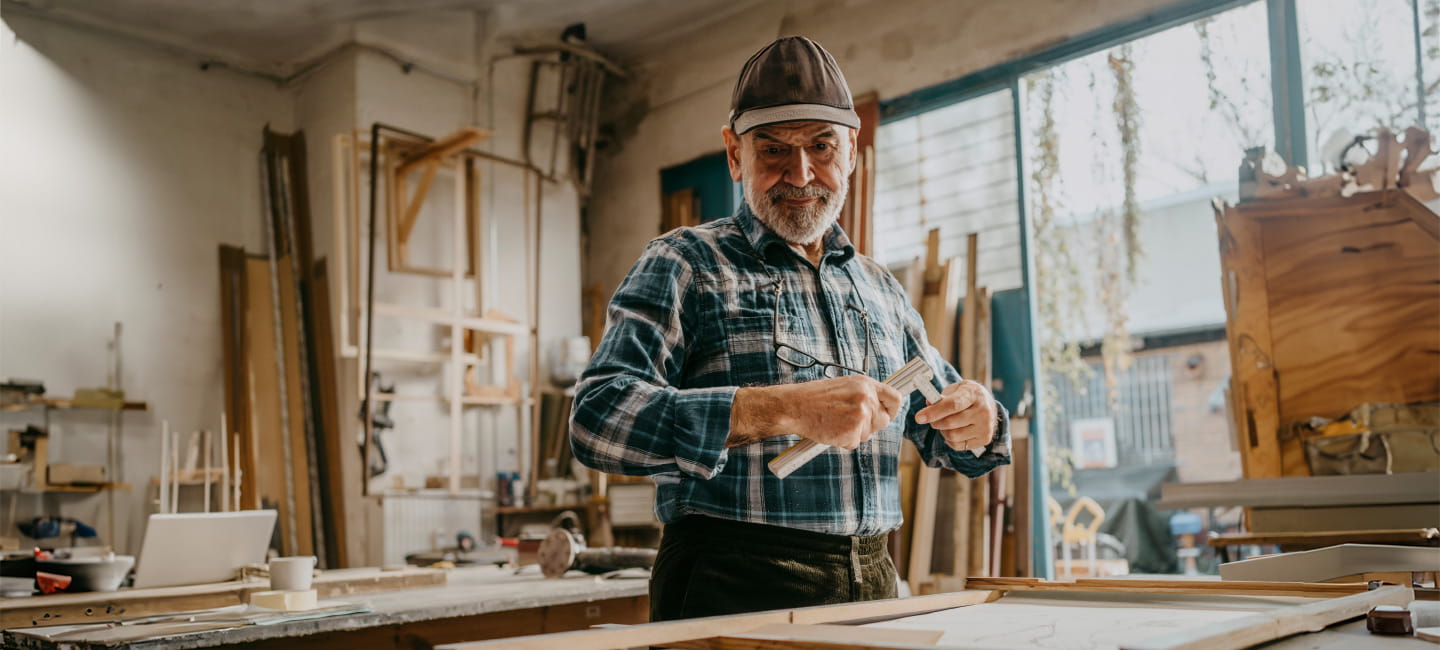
[850,536,862,584]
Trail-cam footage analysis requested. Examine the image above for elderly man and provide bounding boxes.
[571,36,1010,621]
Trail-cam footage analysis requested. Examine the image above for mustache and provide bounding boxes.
[766,183,833,204]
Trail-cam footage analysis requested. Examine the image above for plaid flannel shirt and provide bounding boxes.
[570,203,1011,536]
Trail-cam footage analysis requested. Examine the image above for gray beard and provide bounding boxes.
[744,175,848,245]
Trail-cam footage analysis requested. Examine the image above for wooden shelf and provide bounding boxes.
[368,393,522,406]
[495,503,589,515]
[18,482,133,494]
[369,303,528,336]
[1,399,147,413]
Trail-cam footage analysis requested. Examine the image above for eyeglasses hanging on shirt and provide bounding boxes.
[769,281,873,379]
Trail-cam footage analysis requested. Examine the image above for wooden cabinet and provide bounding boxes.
[1215,191,1440,478]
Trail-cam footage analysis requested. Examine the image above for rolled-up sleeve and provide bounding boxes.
[569,239,734,479]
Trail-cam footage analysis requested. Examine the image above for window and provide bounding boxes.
[874,90,1023,291]
[1017,1,1272,341]
[1299,0,1428,173]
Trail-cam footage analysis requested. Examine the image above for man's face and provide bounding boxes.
[723,121,858,245]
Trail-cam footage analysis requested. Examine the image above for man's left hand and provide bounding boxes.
[914,380,997,453]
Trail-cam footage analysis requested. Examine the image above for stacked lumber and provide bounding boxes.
[902,230,1024,594]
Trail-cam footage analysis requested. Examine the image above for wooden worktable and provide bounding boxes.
[2,566,649,650]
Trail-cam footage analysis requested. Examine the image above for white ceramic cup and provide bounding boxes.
[268,556,317,591]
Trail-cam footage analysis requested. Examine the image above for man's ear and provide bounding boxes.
[722,126,744,182]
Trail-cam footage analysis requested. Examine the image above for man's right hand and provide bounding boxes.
[728,375,903,449]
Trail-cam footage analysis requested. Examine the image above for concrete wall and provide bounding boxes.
[0,12,293,553]
[586,0,1186,306]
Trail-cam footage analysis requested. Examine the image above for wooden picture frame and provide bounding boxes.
[436,580,1410,650]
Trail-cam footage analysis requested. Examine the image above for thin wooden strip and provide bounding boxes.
[396,127,490,176]
[1206,527,1440,548]
[668,623,944,650]
[670,638,945,650]
[438,592,1000,650]
[790,591,1001,625]
[963,577,1369,598]
[1120,584,1412,650]
[438,611,792,650]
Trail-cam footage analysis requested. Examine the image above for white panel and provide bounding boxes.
[874,89,1023,291]
[382,494,485,566]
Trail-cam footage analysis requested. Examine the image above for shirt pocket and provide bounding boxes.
[720,316,779,386]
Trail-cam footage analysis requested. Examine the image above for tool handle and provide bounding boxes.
[767,438,828,479]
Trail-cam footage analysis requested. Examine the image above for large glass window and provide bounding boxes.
[1018,1,1271,343]
[1299,0,1425,173]
[874,89,1023,291]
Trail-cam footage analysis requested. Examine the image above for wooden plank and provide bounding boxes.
[0,568,445,628]
[788,590,1000,625]
[1157,472,1440,509]
[244,257,280,512]
[670,624,943,650]
[276,260,317,556]
[908,229,954,593]
[398,159,441,244]
[1120,585,1412,650]
[1216,201,1284,479]
[670,632,944,650]
[1208,528,1440,548]
[218,245,250,507]
[1219,544,1440,583]
[967,472,988,578]
[958,233,978,377]
[1248,504,1439,533]
[396,127,490,176]
[439,592,999,650]
[310,259,347,567]
[1011,425,1032,577]
[963,577,1371,598]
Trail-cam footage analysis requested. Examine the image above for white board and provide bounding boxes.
[133,510,277,588]
[864,593,1286,650]
[1219,543,1440,582]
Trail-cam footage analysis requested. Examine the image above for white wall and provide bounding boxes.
[587,0,1185,305]
[0,9,586,562]
[342,11,584,499]
[1057,188,1230,342]
[0,13,293,553]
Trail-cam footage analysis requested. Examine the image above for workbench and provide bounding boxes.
[433,578,1432,650]
[1,566,648,650]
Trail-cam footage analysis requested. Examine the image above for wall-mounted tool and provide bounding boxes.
[769,356,981,480]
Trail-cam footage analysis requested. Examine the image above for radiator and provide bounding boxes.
[382,493,486,566]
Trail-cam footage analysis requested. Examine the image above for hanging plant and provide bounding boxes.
[1097,46,1142,407]
[1027,70,1089,495]
[1027,71,1090,403]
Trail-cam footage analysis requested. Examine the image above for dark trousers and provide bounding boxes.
[649,515,898,622]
